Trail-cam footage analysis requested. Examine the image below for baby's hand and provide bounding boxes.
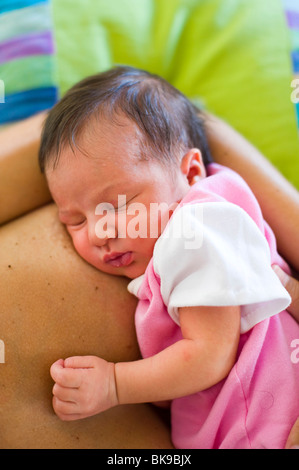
[50,356,118,421]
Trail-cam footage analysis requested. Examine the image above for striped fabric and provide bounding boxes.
[283,0,299,129]
[0,0,58,124]
[0,0,298,131]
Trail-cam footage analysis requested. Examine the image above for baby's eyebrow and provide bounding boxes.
[98,183,120,199]
[94,183,135,204]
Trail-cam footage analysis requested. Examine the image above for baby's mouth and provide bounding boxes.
[103,251,133,267]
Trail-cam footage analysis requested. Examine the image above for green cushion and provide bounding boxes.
[52,0,299,188]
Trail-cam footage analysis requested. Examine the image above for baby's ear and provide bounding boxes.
[180,149,206,185]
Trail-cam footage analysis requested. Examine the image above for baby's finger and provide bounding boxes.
[54,411,82,422]
[52,383,78,403]
[50,361,82,388]
[64,355,97,369]
[52,396,80,421]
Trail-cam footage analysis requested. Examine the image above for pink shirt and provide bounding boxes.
[128,163,299,449]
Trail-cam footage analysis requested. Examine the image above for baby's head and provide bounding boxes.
[39,66,212,278]
[39,65,212,174]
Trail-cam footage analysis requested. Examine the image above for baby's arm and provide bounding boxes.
[115,305,239,405]
[50,305,240,420]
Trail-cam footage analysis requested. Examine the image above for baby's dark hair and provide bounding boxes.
[38,66,213,173]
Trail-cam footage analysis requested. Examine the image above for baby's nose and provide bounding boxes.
[91,217,117,245]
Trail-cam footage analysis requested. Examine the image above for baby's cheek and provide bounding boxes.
[74,237,105,272]
[72,234,90,262]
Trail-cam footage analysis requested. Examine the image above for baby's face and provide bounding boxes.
[47,117,191,279]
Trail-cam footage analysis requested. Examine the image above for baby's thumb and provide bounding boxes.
[50,358,65,380]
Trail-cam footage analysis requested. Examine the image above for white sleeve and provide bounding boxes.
[153,202,291,333]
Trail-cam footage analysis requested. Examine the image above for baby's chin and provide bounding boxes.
[119,263,147,280]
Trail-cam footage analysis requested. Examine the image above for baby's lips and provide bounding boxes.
[103,251,133,267]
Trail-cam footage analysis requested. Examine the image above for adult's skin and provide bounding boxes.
[0,204,173,449]
[0,114,173,449]
[0,111,299,449]
[204,114,299,274]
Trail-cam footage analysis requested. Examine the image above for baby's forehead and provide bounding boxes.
[77,113,147,159]
[46,110,173,186]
